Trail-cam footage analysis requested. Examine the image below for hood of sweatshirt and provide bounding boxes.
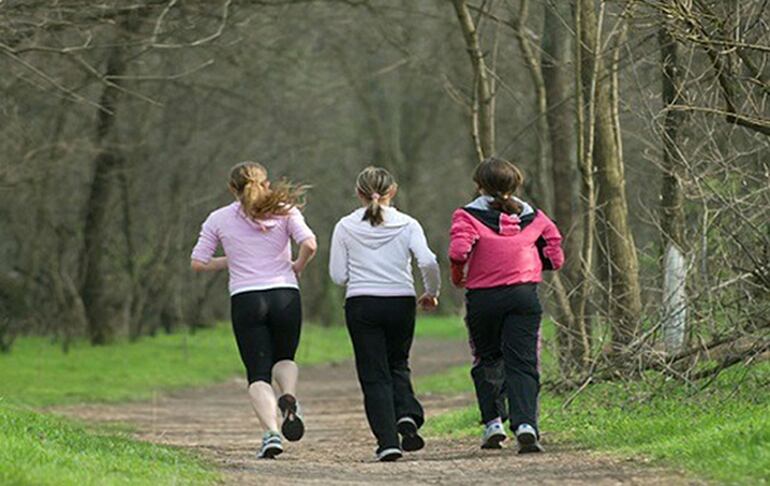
[339,207,412,249]
[462,195,536,236]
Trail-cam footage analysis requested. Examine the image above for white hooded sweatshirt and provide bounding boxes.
[329,206,441,299]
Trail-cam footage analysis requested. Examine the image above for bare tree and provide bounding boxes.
[658,18,688,355]
[577,0,643,348]
[452,0,496,161]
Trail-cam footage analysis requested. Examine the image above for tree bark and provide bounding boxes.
[573,0,597,367]
[452,0,495,161]
[659,22,688,355]
[577,0,642,348]
[513,0,552,212]
[81,13,143,345]
[540,0,587,370]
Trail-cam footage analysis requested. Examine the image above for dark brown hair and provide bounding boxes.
[472,157,525,215]
[355,166,397,226]
[229,161,307,220]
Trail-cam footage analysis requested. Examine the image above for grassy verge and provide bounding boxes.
[0,406,216,486]
[418,334,770,484]
[0,316,464,486]
[1,315,463,408]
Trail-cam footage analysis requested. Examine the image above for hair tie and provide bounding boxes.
[371,193,381,201]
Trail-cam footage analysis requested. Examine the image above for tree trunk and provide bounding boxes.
[573,0,597,368]
[81,14,142,345]
[513,0,552,212]
[451,0,495,161]
[577,0,642,348]
[659,23,688,355]
[540,0,587,370]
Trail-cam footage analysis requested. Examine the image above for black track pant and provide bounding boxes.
[230,288,302,384]
[465,283,542,433]
[345,296,424,451]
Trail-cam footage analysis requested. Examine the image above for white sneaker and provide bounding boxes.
[481,420,507,449]
[257,431,284,459]
[515,423,544,454]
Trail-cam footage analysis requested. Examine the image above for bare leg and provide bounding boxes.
[272,359,299,397]
[247,381,279,432]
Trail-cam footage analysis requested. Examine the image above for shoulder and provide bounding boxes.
[391,208,420,226]
[451,207,474,221]
[205,203,238,224]
[286,206,305,218]
[339,208,364,224]
[533,209,554,224]
[334,211,358,233]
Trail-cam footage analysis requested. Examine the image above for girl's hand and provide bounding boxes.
[451,262,466,288]
[292,238,317,279]
[291,260,305,278]
[418,293,438,311]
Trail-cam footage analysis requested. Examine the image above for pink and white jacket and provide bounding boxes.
[448,196,564,289]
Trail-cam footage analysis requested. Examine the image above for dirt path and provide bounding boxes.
[58,339,696,485]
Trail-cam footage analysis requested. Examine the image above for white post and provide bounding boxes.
[662,243,687,355]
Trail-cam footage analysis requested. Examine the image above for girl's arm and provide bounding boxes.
[539,213,565,271]
[328,223,349,285]
[292,237,317,276]
[191,257,228,272]
[448,209,479,287]
[408,221,441,302]
[191,214,226,272]
[287,207,318,276]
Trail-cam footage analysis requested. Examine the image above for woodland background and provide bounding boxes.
[1,0,768,379]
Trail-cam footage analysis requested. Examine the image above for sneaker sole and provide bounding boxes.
[516,431,544,454]
[279,395,305,442]
[481,432,506,449]
[397,420,425,452]
[259,444,283,459]
[518,442,545,454]
[377,450,403,462]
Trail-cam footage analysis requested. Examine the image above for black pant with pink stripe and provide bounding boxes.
[465,283,542,434]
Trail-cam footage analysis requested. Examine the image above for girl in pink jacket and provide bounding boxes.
[448,157,564,454]
[191,161,318,460]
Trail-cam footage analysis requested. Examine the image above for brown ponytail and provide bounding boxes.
[472,157,525,215]
[228,161,308,220]
[355,166,397,226]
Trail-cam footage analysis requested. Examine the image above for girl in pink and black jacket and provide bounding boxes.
[448,157,564,454]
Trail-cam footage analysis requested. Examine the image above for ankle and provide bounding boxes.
[485,417,503,428]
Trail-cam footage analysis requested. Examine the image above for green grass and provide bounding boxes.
[0,316,462,408]
[0,405,216,486]
[419,342,770,485]
[0,316,464,486]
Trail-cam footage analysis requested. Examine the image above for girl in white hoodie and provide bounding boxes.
[329,167,441,462]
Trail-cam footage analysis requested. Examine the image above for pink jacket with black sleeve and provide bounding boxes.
[448,196,564,289]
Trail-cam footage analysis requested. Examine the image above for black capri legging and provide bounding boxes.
[230,288,302,384]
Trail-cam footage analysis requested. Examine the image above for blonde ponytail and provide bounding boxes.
[229,161,307,220]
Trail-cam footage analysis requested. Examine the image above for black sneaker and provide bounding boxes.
[278,394,305,442]
[397,416,425,452]
[376,447,403,462]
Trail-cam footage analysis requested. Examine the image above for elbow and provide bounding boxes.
[447,243,468,265]
[191,260,206,272]
[302,237,318,255]
[545,249,565,271]
[329,272,347,286]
